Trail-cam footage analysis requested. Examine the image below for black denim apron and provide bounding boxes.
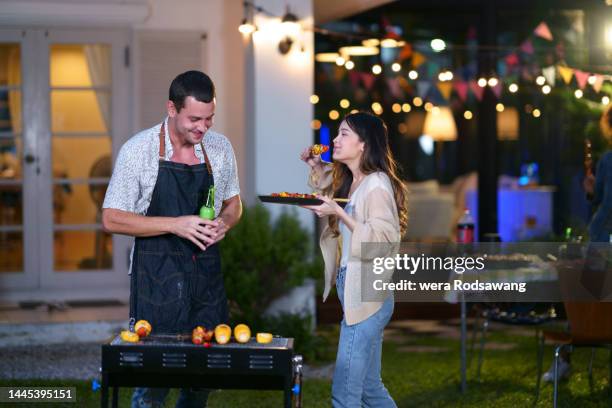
[129,123,228,334]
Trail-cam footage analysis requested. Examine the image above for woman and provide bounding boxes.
[301,111,407,407]
[584,104,612,242]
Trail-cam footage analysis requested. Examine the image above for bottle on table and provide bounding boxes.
[457,209,475,244]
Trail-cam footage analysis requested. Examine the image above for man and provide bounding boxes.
[102,70,242,407]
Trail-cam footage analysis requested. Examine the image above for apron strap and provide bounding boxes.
[158,122,213,175]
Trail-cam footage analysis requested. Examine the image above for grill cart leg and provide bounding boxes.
[292,355,303,408]
[112,386,118,408]
[101,373,108,408]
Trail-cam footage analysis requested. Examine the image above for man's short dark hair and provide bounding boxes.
[169,70,215,112]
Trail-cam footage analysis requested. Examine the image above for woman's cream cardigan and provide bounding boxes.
[309,166,400,325]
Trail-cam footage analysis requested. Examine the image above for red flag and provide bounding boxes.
[505,53,519,66]
[469,80,484,101]
[361,73,376,91]
[453,80,469,102]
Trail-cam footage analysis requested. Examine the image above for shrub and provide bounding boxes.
[221,205,323,325]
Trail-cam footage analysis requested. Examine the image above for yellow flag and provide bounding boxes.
[412,52,426,68]
[557,65,574,85]
[437,82,453,101]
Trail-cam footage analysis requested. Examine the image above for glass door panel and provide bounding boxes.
[0,43,23,273]
[49,44,113,271]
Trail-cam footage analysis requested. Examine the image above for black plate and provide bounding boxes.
[258,195,347,207]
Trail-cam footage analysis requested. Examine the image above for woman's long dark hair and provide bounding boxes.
[329,111,408,237]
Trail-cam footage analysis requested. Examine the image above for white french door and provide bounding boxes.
[0,28,131,300]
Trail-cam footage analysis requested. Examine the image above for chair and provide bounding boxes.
[537,257,612,407]
[538,301,612,407]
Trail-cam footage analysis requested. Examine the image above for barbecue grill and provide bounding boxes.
[100,334,303,407]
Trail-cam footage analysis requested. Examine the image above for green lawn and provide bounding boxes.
[2,325,612,407]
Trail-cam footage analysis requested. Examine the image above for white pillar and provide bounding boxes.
[247,0,314,228]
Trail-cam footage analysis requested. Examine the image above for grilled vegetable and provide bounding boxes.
[234,324,251,343]
[134,320,152,337]
[256,332,273,344]
[310,144,329,156]
[120,330,140,343]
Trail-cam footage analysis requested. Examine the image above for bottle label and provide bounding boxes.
[457,226,474,243]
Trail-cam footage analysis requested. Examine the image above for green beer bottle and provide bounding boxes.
[199,185,215,220]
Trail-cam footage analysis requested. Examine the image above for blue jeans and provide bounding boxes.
[332,266,397,408]
[131,387,210,408]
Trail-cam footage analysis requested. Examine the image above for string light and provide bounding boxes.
[464,110,473,120]
[329,110,339,120]
[536,76,546,86]
[335,56,345,66]
[532,108,541,118]
[478,78,487,87]
[344,60,355,70]
[575,89,583,99]
[542,85,551,94]
[431,38,446,52]
[588,75,597,85]
[603,96,610,105]
[310,94,319,104]
[496,103,504,112]
[372,64,382,75]
[401,103,411,112]
[311,119,321,130]
[509,83,519,93]
[339,99,350,109]
[413,97,423,107]
[408,70,418,80]
[488,77,498,87]
[392,103,402,113]
[371,102,383,115]
[424,102,433,112]
[392,62,401,72]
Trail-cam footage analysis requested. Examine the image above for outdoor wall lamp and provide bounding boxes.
[278,6,300,54]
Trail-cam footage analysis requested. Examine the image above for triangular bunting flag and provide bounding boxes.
[427,62,440,78]
[574,70,589,89]
[557,65,574,84]
[334,66,345,82]
[453,80,469,102]
[534,22,553,41]
[542,66,556,86]
[521,40,534,54]
[386,77,403,98]
[436,82,453,101]
[361,73,376,91]
[398,77,412,93]
[592,74,604,93]
[505,53,519,67]
[398,43,413,62]
[491,83,502,99]
[469,80,484,101]
[349,71,361,88]
[416,81,431,99]
[497,60,508,78]
[412,52,426,68]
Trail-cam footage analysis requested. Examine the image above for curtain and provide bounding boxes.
[84,45,111,134]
